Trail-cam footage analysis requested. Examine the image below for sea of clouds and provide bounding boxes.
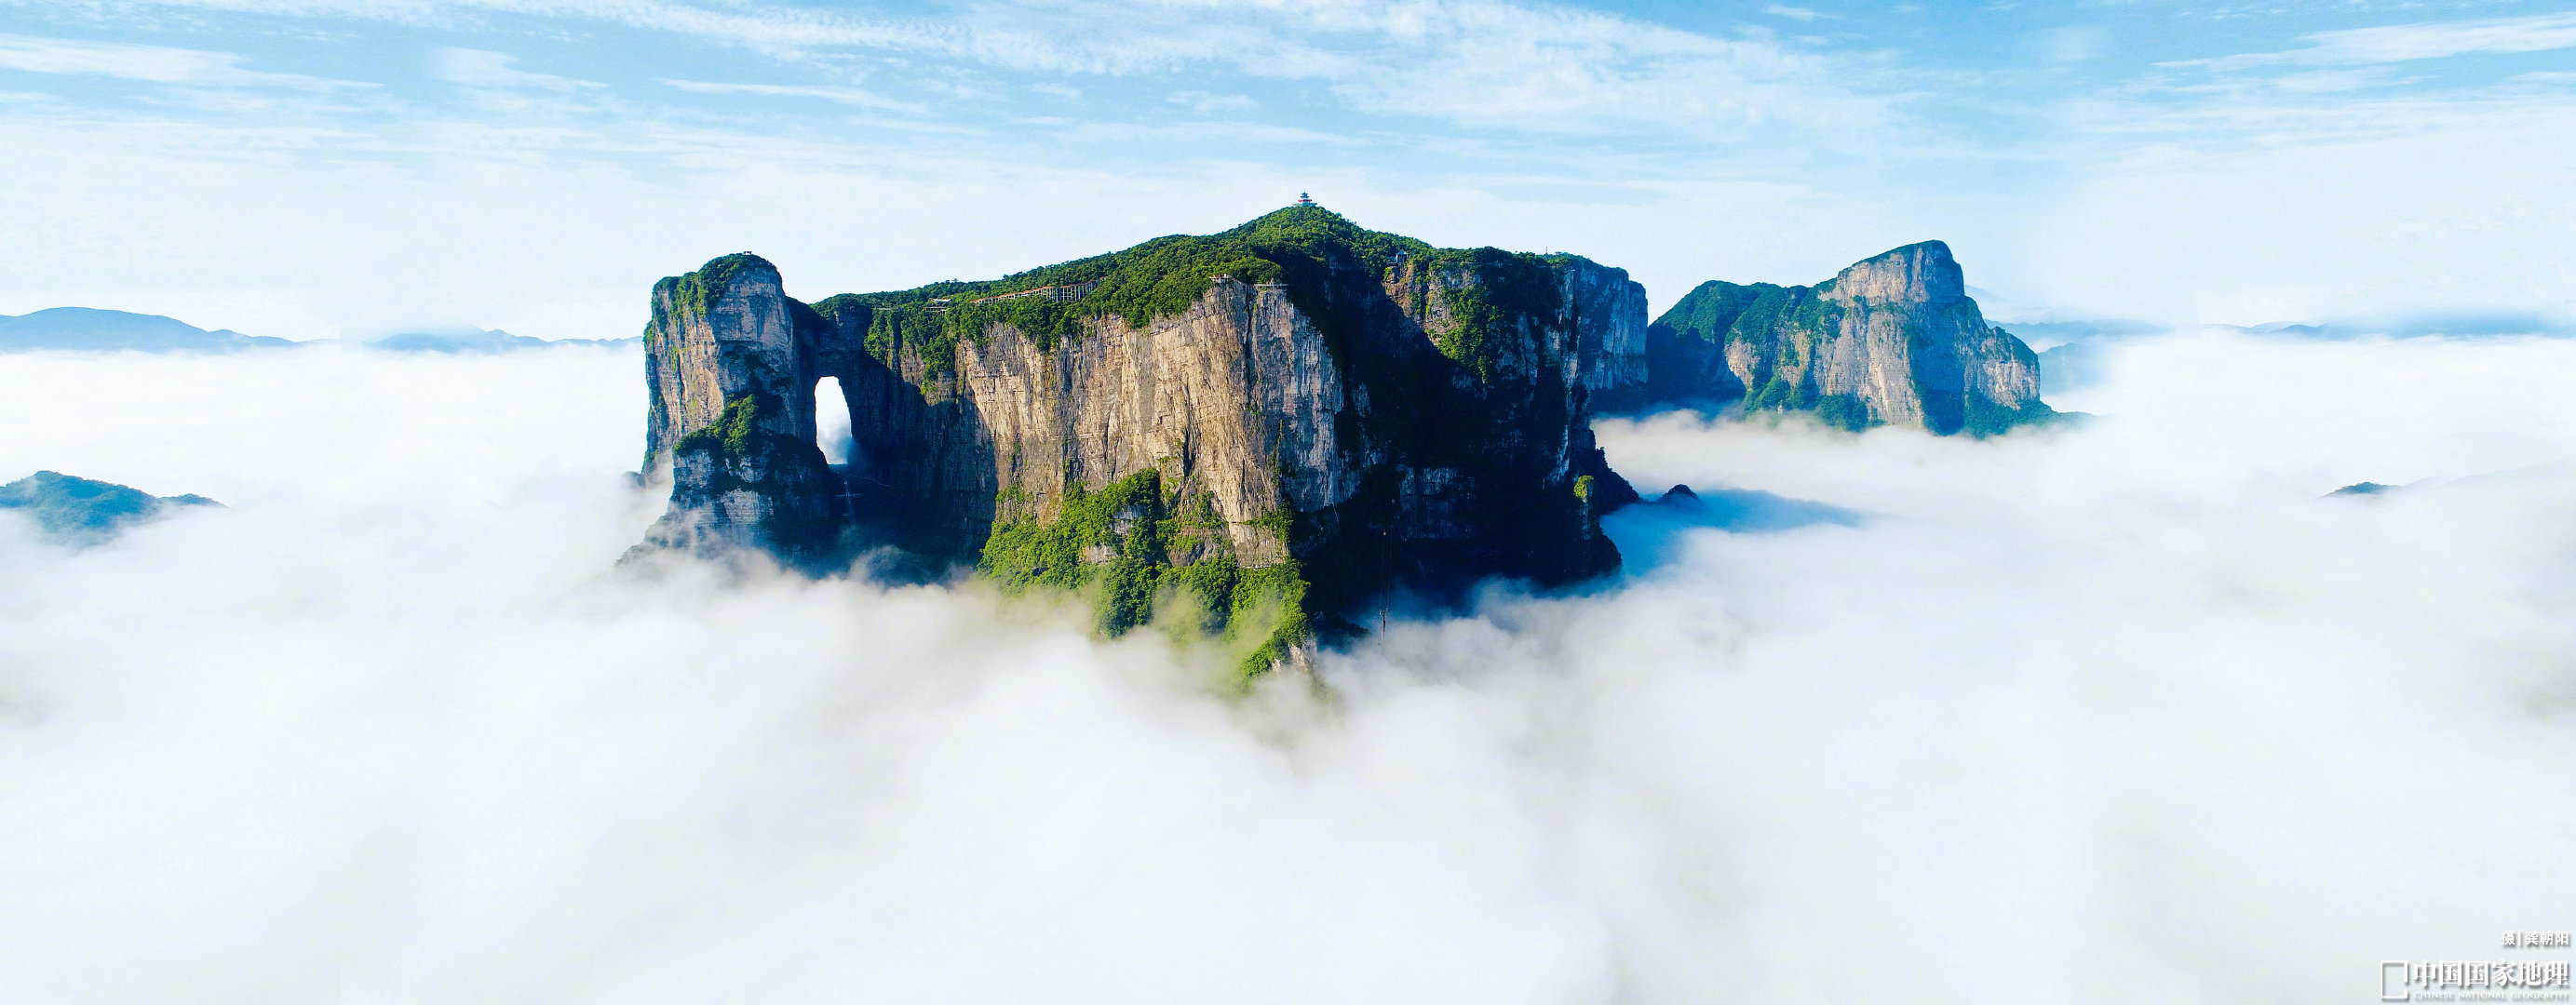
[1,333,2571,1003]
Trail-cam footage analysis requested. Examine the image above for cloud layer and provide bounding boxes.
[1,331,2572,1001]
[2190,11,2576,69]
[5,2,2574,336]
[0,33,366,88]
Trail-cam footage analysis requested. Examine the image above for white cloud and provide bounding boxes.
[0,1,2569,332]
[661,78,923,113]
[0,33,367,88]
[24,0,1877,135]
[1761,3,1824,21]
[1167,89,1256,114]
[431,47,604,89]
[1042,117,1360,147]
[2029,24,2103,63]
[1289,2,1879,132]
[2184,11,2576,70]
[3,325,2574,1000]
[2037,129,2574,323]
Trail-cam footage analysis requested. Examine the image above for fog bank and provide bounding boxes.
[1,333,2570,1002]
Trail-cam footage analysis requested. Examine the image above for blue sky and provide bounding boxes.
[0,0,2569,340]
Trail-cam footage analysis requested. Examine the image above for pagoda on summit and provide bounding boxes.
[1294,192,1315,207]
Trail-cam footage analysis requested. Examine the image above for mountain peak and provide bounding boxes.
[1827,240,1964,304]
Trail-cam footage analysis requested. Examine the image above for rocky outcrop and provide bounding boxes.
[0,471,220,544]
[639,256,852,566]
[635,208,1645,670]
[1643,241,2053,435]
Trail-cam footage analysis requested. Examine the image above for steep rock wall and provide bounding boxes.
[803,276,1335,569]
[1564,261,1651,412]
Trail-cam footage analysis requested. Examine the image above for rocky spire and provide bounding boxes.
[635,253,847,567]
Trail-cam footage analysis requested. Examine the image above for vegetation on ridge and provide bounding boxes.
[1649,280,1783,347]
[664,253,771,318]
[1403,246,1566,381]
[803,206,1579,379]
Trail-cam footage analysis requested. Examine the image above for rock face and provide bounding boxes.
[636,208,1644,669]
[0,471,221,544]
[1560,261,1652,412]
[1644,241,2053,435]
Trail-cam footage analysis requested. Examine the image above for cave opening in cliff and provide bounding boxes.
[814,376,853,465]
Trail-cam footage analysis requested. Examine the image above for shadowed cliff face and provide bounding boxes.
[635,208,1645,665]
[1644,241,2053,435]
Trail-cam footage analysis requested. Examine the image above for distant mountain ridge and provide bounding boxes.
[0,308,639,354]
[364,328,639,354]
[0,307,293,352]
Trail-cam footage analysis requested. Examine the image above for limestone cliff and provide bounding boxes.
[1644,241,2052,435]
[636,207,1645,670]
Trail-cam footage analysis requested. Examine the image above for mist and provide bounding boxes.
[1,333,2570,1002]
